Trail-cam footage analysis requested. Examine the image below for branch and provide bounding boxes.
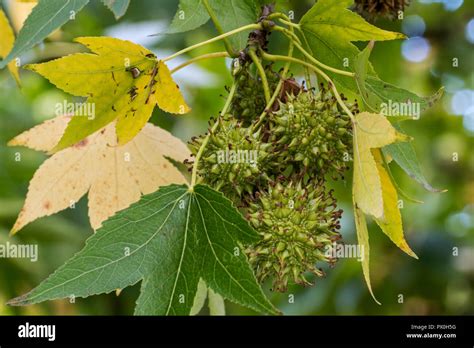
[248,49,271,104]
[163,24,261,62]
[170,52,229,74]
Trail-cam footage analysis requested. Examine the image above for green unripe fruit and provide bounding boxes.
[189,117,273,204]
[230,63,280,125]
[270,87,357,177]
[245,178,342,292]
[354,0,410,20]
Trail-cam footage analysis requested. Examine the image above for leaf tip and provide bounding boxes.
[6,294,30,306]
[397,32,408,40]
[396,132,413,143]
[6,138,18,147]
[367,282,382,305]
[9,219,22,236]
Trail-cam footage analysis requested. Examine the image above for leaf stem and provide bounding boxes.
[248,49,271,104]
[271,22,354,78]
[291,39,355,77]
[278,18,300,29]
[202,0,237,57]
[260,52,355,122]
[163,23,261,62]
[170,51,229,74]
[252,34,295,131]
[271,25,302,45]
[190,83,237,188]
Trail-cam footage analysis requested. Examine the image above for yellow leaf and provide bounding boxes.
[8,115,190,234]
[352,112,410,219]
[373,149,418,259]
[353,203,381,305]
[116,61,190,145]
[0,9,20,85]
[25,36,190,151]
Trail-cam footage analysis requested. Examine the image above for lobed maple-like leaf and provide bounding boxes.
[8,115,190,233]
[299,0,405,91]
[8,184,279,316]
[26,36,190,151]
[352,112,418,303]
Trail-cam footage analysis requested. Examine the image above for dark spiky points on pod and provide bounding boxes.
[269,87,357,177]
[230,63,280,126]
[353,0,410,21]
[189,117,273,204]
[245,178,342,292]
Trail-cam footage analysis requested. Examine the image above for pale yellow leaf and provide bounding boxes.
[0,9,20,84]
[8,115,190,233]
[190,278,208,316]
[208,287,226,315]
[352,112,410,219]
[9,0,36,32]
[373,149,418,259]
[353,203,381,305]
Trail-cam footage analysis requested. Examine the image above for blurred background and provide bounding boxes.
[0,0,472,315]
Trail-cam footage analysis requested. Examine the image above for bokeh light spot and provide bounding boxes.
[402,15,426,37]
[466,18,474,43]
[401,37,430,62]
[451,89,474,115]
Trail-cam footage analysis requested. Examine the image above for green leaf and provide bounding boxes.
[383,124,444,193]
[101,0,130,19]
[8,184,278,316]
[299,0,404,91]
[354,41,379,112]
[0,0,90,69]
[355,43,443,191]
[207,0,260,50]
[167,0,210,34]
[167,0,259,50]
[381,153,424,204]
[355,42,444,118]
[366,77,444,118]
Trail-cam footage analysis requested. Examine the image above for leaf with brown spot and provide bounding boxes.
[25,37,191,151]
[8,115,191,233]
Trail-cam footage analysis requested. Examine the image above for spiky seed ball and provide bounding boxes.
[354,0,410,20]
[231,63,280,125]
[270,88,356,176]
[189,117,272,203]
[245,178,342,292]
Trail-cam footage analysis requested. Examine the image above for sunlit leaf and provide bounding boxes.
[26,37,190,150]
[8,115,190,233]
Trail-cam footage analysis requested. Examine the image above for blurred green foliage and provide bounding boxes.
[0,0,472,315]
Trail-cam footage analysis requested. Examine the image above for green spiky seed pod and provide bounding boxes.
[354,0,410,21]
[189,117,272,203]
[270,88,356,176]
[245,178,342,292]
[230,63,280,125]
